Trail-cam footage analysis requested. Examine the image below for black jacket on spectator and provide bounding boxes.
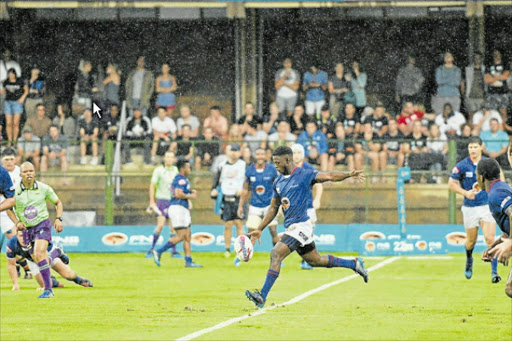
[125,116,152,138]
[196,136,220,158]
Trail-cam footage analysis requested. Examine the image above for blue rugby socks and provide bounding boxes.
[170,234,177,253]
[157,241,174,254]
[327,255,356,269]
[151,233,160,250]
[260,269,280,300]
[71,276,82,284]
[491,257,498,273]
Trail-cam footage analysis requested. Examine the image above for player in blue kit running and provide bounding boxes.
[236,148,279,266]
[245,146,368,308]
[153,159,202,268]
[448,137,500,282]
[476,157,512,298]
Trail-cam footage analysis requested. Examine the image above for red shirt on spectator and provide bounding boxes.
[397,110,424,126]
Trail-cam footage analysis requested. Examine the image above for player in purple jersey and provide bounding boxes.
[448,136,500,282]
[245,146,368,308]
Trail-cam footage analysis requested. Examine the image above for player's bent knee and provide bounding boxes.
[505,285,512,298]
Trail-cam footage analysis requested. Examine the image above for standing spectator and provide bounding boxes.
[472,106,502,135]
[354,122,382,183]
[462,53,486,121]
[267,120,296,151]
[456,123,472,162]
[338,102,361,136]
[25,66,46,118]
[481,118,509,169]
[484,50,510,122]
[41,125,68,172]
[150,106,177,164]
[123,108,152,164]
[289,104,307,136]
[17,126,41,169]
[425,124,448,183]
[262,102,283,135]
[125,56,154,116]
[26,103,52,139]
[397,101,424,136]
[380,119,407,172]
[1,68,27,146]
[103,63,121,107]
[297,121,328,171]
[303,62,328,117]
[363,104,389,137]
[194,126,219,171]
[0,49,22,116]
[203,106,228,140]
[52,104,77,140]
[176,104,200,137]
[78,109,99,165]
[328,63,351,117]
[238,102,262,135]
[171,124,194,164]
[74,60,95,110]
[348,61,368,114]
[155,63,178,118]
[243,120,268,156]
[395,55,425,105]
[404,120,429,182]
[275,58,300,117]
[432,51,462,115]
[435,103,466,137]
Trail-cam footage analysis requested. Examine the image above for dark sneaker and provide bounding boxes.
[492,272,501,284]
[56,243,70,265]
[51,276,64,288]
[354,257,369,283]
[38,289,55,298]
[245,289,265,308]
[79,278,93,287]
[465,257,473,279]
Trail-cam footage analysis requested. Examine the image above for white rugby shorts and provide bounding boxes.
[307,208,317,224]
[169,205,191,228]
[247,205,278,229]
[284,219,314,247]
[0,211,15,234]
[461,205,496,229]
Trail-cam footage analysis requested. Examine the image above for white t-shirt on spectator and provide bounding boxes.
[434,111,466,136]
[427,133,447,154]
[472,109,502,132]
[244,130,268,155]
[176,115,200,133]
[151,116,177,135]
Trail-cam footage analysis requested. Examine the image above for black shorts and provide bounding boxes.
[221,196,240,222]
[280,234,316,256]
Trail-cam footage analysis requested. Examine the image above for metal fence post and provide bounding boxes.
[448,139,457,224]
[105,140,114,225]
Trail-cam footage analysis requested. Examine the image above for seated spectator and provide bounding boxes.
[316,104,337,140]
[267,120,296,151]
[338,102,361,136]
[103,104,120,141]
[431,51,462,115]
[425,124,448,183]
[227,123,243,144]
[78,109,99,165]
[203,105,228,140]
[176,104,200,137]
[123,108,152,164]
[435,102,466,137]
[456,123,472,162]
[194,126,220,171]
[151,106,177,164]
[17,126,40,169]
[238,102,263,134]
[171,124,194,164]
[289,104,308,135]
[52,104,77,140]
[298,121,328,171]
[403,120,429,182]
[303,62,328,116]
[26,103,52,139]
[41,125,68,172]
[380,119,406,171]
[355,122,382,183]
[363,104,388,137]
[481,118,509,169]
[243,120,268,156]
[472,106,502,135]
[25,66,46,118]
[262,102,283,134]
[328,124,350,171]
[397,101,424,136]
[1,68,28,146]
[241,145,254,165]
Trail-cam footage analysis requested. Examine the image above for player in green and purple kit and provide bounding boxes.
[7,162,63,298]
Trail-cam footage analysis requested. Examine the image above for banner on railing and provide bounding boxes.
[0,224,498,256]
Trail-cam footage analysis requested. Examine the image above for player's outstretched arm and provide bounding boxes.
[249,197,281,245]
[315,169,364,183]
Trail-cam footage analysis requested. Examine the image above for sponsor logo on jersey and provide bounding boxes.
[452,167,459,174]
[250,176,256,182]
[281,197,290,210]
[466,172,473,178]
[255,185,265,194]
[178,179,187,186]
[24,206,38,220]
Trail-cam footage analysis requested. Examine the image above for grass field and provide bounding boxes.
[1,252,511,340]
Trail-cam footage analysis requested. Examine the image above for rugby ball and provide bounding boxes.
[234,235,253,262]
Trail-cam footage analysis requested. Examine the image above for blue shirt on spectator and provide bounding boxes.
[303,70,328,102]
[298,130,328,157]
[480,130,508,153]
[435,65,461,97]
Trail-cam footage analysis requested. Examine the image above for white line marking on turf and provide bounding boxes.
[176,256,400,341]
[405,256,454,260]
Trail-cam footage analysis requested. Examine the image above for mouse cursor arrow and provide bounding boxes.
[93,102,102,119]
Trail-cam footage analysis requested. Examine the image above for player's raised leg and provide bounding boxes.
[482,220,500,282]
[52,258,93,287]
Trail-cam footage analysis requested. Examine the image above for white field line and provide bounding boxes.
[176,256,400,341]
[405,256,454,260]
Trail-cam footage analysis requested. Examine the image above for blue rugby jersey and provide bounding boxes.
[0,165,14,199]
[273,166,319,228]
[6,236,54,261]
[301,161,316,209]
[450,156,488,207]
[169,174,191,209]
[487,180,511,237]
[245,163,278,208]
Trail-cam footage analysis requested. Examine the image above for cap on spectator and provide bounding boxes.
[231,144,241,151]
[22,126,32,133]
[321,104,330,111]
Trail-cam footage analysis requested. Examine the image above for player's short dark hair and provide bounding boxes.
[477,158,500,182]
[272,146,293,157]
[1,147,16,157]
[468,136,482,146]
[176,159,189,171]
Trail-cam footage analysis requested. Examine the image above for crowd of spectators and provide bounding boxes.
[1,47,511,183]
